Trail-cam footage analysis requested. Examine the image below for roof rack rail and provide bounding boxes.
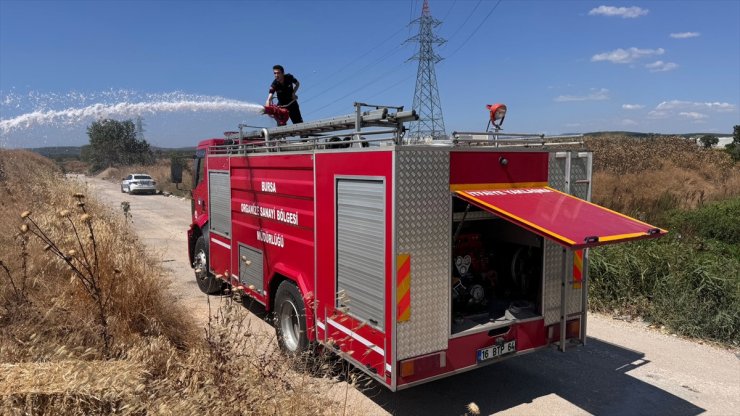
[236,102,417,143]
[451,131,584,148]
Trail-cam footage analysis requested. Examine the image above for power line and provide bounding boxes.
[365,72,416,101]
[301,25,409,96]
[444,0,502,60]
[440,0,482,45]
[440,0,458,21]
[304,61,408,117]
[301,42,408,106]
[408,0,418,36]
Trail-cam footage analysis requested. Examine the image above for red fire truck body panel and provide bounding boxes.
[450,151,549,187]
[189,129,665,391]
[396,318,547,386]
[315,150,394,381]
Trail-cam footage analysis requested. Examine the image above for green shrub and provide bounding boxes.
[590,235,740,345]
[665,197,740,245]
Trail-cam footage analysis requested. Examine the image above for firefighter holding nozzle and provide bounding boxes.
[266,64,303,125]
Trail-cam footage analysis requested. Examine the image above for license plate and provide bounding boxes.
[477,340,516,362]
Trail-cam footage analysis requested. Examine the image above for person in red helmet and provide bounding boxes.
[266,65,303,124]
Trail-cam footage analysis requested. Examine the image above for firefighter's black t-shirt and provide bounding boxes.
[269,74,298,105]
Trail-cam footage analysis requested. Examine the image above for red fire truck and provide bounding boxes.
[185,103,666,391]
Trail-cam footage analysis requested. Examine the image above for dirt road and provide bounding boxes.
[79,175,739,416]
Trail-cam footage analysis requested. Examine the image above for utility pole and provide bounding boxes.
[135,116,146,141]
[406,0,446,141]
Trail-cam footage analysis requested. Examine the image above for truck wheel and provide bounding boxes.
[193,235,224,295]
[275,281,309,354]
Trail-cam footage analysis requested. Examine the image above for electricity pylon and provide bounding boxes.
[406,0,446,141]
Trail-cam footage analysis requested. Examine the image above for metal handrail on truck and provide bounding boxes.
[209,102,584,155]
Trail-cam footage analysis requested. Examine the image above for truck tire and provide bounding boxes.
[275,281,309,354]
[193,235,224,295]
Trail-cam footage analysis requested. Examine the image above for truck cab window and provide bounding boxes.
[194,157,205,187]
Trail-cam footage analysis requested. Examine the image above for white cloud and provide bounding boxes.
[670,32,700,39]
[656,100,736,112]
[554,88,610,102]
[588,5,649,18]
[622,104,644,110]
[647,110,669,119]
[622,119,638,126]
[679,112,708,120]
[592,47,664,64]
[645,60,678,72]
[648,100,736,121]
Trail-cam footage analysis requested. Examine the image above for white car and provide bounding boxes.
[121,173,157,195]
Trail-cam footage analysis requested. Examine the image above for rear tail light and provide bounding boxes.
[399,352,445,379]
[566,318,581,339]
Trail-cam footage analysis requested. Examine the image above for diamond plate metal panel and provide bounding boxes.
[569,155,590,201]
[238,244,263,290]
[395,149,450,360]
[546,151,591,322]
[548,153,567,192]
[548,151,592,201]
[543,239,564,326]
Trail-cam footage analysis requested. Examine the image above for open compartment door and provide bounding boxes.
[454,187,666,249]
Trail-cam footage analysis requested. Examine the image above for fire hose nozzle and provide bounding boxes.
[263,105,291,126]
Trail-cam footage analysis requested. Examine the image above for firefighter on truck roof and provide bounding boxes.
[266,64,303,124]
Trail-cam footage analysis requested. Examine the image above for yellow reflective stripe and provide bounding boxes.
[397,254,411,322]
[600,232,652,242]
[573,250,583,289]
[449,181,548,191]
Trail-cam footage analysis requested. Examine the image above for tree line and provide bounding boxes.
[699,125,740,162]
[81,119,154,172]
[726,125,740,161]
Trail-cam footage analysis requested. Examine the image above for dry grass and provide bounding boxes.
[0,149,361,415]
[1,150,197,362]
[584,136,740,222]
[59,159,89,174]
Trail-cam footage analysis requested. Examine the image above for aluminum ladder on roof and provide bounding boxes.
[237,102,417,143]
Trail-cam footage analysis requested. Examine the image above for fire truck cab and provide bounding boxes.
[186,103,666,390]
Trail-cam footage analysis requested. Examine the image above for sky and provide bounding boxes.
[1,0,738,149]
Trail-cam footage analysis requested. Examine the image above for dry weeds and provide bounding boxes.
[0,149,360,415]
[584,136,739,221]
